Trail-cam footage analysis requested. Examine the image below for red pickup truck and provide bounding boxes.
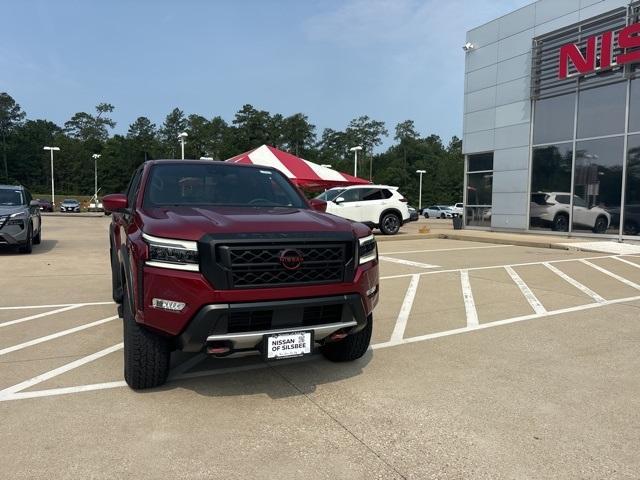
[104,160,379,389]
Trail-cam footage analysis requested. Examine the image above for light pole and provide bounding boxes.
[349,145,362,177]
[92,154,101,207]
[43,146,60,208]
[178,132,188,160]
[416,169,426,211]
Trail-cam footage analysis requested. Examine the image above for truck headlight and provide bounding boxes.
[143,233,199,271]
[358,234,377,265]
[8,211,27,227]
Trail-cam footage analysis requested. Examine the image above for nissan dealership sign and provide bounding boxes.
[559,22,640,79]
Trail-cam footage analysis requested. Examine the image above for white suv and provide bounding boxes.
[316,185,411,235]
[530,192,611,233]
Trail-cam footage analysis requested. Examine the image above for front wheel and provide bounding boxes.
[593,216,608,234]
[552,214,569,232]
[321,315,372,362]
[380,213,401,235]
[18,223,33,254]
[440,213,445,219]
[33,224,42,245]
[123,284,170,390]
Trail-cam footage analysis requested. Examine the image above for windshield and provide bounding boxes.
[143,163,307,209]
[315,189,344,202]
[63,199,77,204]
[0,189,25,206]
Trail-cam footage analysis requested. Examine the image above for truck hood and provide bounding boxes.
[139,206,370,241]
[0,205,26,216]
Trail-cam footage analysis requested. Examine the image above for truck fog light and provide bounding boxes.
[366,285,378,297]
[152,298,186,312]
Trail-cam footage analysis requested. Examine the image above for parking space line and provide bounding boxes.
[0,343,123,399]
[0,305,83,328]
[0,316,118,357]
[6,291,640,402]
[542,262,606,303]
[380,245,513,255]
[390,274,420,343]
[580,259,640,291]
[373,294,640,350]
[613,256,640,269]
[378,256,440,270]
[379,253,616,281]
[504,266,547,315]
[0,301,113,311]
[460,270,478,328]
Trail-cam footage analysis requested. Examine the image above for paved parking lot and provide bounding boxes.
[1,216,640,479]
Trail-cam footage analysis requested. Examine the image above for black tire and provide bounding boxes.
[379,212,401,235]
[424,213,429,219]
[552,213,569,232]
[18,224,33,254]
[593,216,608,234]
[321,315,372,362]
[440,213,445,219]
[123,284,170,390]
[33,223,41,245]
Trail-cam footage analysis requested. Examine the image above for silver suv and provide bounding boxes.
[0,185,42,254]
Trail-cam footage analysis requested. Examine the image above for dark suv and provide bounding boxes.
[0,184,42,253]
[104,160,379,389]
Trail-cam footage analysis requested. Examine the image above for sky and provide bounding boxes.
[1,0,532,150]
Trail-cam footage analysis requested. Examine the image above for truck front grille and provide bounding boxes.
[220,243,346,289]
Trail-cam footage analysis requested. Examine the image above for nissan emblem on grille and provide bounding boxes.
[279,249,304,270]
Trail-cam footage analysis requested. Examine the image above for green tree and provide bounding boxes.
[346,115,388,180]
[282,113,316,157]
[127,116,158,163]
[232,104,272,151]
[0,92,26,181]
[160,108,187,158]
[64,103,116,142]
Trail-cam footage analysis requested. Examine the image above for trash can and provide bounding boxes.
[452,216,463,230]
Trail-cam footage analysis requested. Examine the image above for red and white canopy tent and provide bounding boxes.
[226,145,370,190]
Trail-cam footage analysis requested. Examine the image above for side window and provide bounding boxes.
[361,189,384,201]
[24,190,32,204]
[127,169,143,207]
[381,189,393,199]
[339,189,361,203]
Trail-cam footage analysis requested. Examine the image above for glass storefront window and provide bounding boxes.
[467,172,493,205]
[468,153,493,172]
[529,143,573,231]
[623,134,640,235]
[628,80,640,134]
[466,153,493,227]
[533,94,575,145]
[573,137,624,234]
[577,82,626,139]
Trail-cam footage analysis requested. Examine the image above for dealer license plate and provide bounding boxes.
[265,331,313,360]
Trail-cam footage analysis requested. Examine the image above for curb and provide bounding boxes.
[375,231,578,251]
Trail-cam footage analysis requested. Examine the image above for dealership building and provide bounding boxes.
[463,0,640,238]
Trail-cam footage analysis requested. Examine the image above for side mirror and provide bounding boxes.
[309,199,327,212]
[29,200,40,207]
[334,197,345,204]
[103,193,128,213]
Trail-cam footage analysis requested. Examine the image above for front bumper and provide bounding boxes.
[0,225,29,245]
[177,294,368,352]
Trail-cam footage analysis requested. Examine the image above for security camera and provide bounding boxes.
[462,42,475,52]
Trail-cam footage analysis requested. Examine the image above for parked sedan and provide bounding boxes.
[35,199,53,212]
[60,198,81,213]
[423,205,457,219]
[407,206,419,222]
